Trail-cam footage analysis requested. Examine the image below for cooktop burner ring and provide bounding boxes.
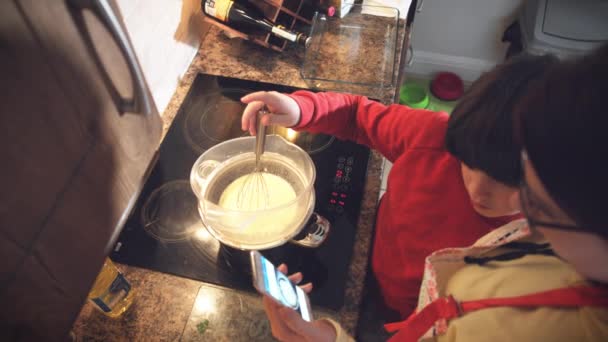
[140,180,203,242]
[183,89,250,154]
[275,129,336,155]
[182,88,335,155]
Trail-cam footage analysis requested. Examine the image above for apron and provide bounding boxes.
[383,219,608,341]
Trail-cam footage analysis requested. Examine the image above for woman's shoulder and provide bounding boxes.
[439,254,608,341]
[438,304,608,342]
[447,252,583,300]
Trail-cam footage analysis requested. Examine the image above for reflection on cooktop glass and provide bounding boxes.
[111,73,370,310]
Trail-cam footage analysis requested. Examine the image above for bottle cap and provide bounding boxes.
[296,33,311,47]
[327,6,336,17]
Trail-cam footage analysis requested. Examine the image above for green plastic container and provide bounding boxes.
[399,83,430,109]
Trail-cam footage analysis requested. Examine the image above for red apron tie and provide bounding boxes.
[384,286,608,342]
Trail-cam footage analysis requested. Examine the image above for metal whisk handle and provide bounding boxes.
[255,109,268,168]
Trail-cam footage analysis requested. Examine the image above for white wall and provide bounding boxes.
[116,0,208,114]
[407,0,524,82]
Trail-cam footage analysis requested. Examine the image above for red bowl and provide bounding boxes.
[430,72,464,101]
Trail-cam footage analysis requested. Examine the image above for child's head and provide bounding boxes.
[445,53,559,217]
[515,44,608,282]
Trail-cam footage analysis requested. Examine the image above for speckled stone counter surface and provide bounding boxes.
[71,22,406,340]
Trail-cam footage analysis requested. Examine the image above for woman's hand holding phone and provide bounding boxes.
[263,264,337,342]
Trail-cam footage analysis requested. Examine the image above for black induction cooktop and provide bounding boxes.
[110,73,370,310]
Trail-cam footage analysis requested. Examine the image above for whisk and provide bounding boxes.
[236,109,270,210]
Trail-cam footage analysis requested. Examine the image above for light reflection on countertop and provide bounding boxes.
[182,283,339,341]
[192,288,217,315]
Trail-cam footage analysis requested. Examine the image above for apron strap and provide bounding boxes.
[384,285,608,342]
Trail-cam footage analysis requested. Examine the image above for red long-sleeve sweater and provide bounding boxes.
[290,91,519,318]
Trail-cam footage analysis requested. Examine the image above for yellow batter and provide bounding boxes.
[218,172,301,238]
[219,172,296,210]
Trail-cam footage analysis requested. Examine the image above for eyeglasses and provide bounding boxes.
[519,151,582,232]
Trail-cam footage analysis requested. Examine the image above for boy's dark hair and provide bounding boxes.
[515,44,608,237]
[445,53,559,187]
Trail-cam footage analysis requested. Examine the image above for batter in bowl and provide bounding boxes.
[218,172,299,236]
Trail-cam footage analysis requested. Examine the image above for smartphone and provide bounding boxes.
[250,250,313,322]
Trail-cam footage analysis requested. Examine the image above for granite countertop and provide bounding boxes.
[71,21,408,341]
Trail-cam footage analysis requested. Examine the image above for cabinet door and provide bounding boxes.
[0,0,161,340]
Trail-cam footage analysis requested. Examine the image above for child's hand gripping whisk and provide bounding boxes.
[236,108,270,210]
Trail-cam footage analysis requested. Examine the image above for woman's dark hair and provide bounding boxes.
[446,53,559,187]
[515,44,608,237]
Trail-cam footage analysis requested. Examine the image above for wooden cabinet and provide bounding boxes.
[0,0,161,339]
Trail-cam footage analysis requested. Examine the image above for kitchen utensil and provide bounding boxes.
[190,134,330,250]
[399,82,429,109]
[236,109,269,209]
[430,72,464,101]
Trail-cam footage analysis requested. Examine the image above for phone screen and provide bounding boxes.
[258,254,312,321]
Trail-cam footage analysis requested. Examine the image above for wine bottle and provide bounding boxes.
[202,0,310,46]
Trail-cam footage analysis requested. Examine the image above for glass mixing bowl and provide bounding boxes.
[190,135,330,250]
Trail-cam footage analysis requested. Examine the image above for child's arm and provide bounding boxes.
[242,90,446,162]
